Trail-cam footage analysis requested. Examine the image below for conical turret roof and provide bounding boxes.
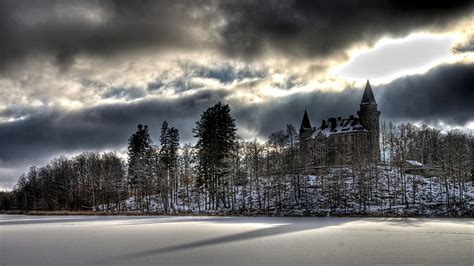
[300,109,311,130]
[361,80,376,104]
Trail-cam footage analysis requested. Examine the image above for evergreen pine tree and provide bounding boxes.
[127,124,153,204]
[193,102,237,210]
[159,121,180,209]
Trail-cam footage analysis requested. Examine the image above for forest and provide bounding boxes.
[1,103,473,216]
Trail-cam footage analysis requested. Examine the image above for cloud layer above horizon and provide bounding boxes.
[1,0,473,189]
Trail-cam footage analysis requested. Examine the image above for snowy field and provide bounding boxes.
[1,215,472,265]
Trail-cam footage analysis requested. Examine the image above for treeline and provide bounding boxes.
[5,152,127,211]
[3,103,473,215]
[380,122,473,208]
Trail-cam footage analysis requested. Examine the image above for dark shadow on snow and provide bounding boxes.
[103,216,474,263]
[106,217,353,263]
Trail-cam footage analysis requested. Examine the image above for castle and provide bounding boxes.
[299,80,380,167]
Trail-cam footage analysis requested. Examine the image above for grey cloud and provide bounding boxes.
[144,61,268,93]
[102,86,146,100]
[453,37,474,53]
[271,76,302,91]
[190,63,267,85]
[147,81,165,92]
[218,0,473,59]
[0,0,209,72]
[378,63,474,125]
[0,105,48,120]
[1,0,472,73]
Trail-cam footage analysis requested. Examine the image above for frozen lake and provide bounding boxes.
[1,215,472,265]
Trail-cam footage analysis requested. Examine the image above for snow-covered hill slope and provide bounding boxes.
[97,166,473,216]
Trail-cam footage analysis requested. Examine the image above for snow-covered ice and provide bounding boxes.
[1,215,472,265]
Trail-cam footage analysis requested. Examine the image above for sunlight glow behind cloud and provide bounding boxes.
[333,33,461,84]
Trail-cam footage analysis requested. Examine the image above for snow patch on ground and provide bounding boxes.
[97,166,473,216]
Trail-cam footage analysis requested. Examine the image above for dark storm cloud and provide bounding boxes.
[0,0,207,72]
[218,0,474,58]
[1,0,473,72]
[378,63,474,125]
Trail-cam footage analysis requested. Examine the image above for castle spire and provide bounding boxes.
[361,79,376,104]
[358,79,381,162]
[300,109,311,130]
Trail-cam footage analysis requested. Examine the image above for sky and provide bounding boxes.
[1,0,473,190]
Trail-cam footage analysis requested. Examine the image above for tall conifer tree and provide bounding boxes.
[193,102,237,209]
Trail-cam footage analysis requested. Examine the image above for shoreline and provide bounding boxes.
[1,210,472,218]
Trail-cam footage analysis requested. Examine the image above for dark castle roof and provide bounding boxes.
[310,116,368,139]
[300,109,311,130]
[361,80,376,104]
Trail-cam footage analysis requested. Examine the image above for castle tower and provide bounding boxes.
[299,109,312,155]
[357,80,381,161]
